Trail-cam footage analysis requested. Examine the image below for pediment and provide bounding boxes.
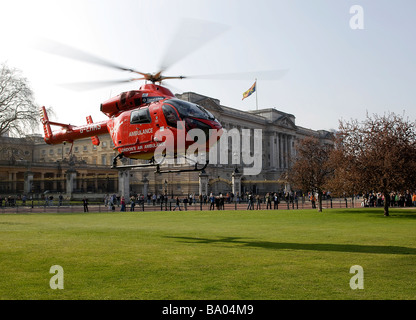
[274,115,297,129]
[198,98,223,112]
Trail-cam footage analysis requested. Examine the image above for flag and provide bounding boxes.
[242,81,256,100]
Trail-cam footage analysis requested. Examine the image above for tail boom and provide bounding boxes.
[40,106,108,145]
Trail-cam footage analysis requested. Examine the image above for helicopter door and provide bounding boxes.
[129,108,153,145]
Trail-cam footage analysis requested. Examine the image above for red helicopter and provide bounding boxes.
[37,20,286,173]
[40,80,222,173]
[41,77,222,173]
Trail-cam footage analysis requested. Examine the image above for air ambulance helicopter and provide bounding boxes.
[40,76,222,173]
[38,19,286,173]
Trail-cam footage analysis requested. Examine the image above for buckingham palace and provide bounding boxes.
[0,91,333,200]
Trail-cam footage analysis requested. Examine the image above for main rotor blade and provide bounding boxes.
[187,69,289,81]
[158,18,230,73]
[59,78,145,91]
[161,81,184,95]
[34,38,147,76]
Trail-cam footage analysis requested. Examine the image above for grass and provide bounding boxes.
[0,208,415,300]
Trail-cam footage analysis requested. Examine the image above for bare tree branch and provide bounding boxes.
[288,136,334,212]
[0,62,39,137]
[330,112,416,216]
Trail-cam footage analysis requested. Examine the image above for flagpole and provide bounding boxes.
[255,78,258,110]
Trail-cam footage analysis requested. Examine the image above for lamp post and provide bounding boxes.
[164,179,168,211]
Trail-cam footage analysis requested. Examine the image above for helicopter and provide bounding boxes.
[40,81,222,173]
[37,19,286,173]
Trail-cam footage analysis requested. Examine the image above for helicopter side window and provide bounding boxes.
[131,108,151,124]
[162,104,180,128]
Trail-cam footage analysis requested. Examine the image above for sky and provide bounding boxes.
[1,0,415,132]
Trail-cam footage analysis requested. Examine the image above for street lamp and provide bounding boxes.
[164,179,168,211]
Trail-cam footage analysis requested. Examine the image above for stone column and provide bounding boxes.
[24,171,34,194]
[66,169,77,198]
[269,134,275,169]
[279,134,283,169]
[94,174,98,193]
[142,176,149,196]
[199,170,209,196]
[232,168,242,197]
[10,172,17,193]
[52,173,57,191]
[118,170,130,200]
[288,135,294,162]
[285,134,289,168]
[273,133,278,169]
[40,172,45,191]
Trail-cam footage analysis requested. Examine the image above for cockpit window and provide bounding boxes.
[131,108,151,124]
[164,99,215,121]
[162,104,180,128]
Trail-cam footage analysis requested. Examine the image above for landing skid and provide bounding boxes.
[155,160,209,174]
[111,153,163,170]
[111,153,209,174]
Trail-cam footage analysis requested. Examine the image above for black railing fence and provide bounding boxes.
[1,196,406,214]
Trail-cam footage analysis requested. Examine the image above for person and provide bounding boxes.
[120,196,126,211]
[209,193,215,210]
[310,193,316,209]
[247,193,253,210]
[273,193,279,209]
[173,197,181,211]
[256,194,261,210]
[266,193,272,210]
[59,194,63,207]
[183,197,188,211]
[130,195,136,211]
[83,197,89,212]
[219,193,224,210]
[405,190,412,207]
[106,194,113,211]
[112,194,118,207]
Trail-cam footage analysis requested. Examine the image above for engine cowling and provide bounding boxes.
[100,85,175,118]
[100,91,142,118]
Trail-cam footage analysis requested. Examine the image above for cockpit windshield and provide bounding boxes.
[164,99,215,121]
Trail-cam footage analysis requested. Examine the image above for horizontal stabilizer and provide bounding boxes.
[86,115,101,146]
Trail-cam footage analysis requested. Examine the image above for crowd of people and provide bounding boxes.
[360,191,416,208]
[0,195,17,207]
[3,189,416,211]
[0,194,65,207]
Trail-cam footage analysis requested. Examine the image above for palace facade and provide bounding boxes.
[0,91,333,200]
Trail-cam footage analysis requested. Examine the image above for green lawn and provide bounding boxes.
[0,208,415,300]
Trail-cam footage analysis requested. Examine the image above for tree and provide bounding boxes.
[288,136,334,212]
[0,63,39,137]
[330,112,416,216]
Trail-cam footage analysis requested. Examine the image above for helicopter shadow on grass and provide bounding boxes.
[164,236,416,255]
